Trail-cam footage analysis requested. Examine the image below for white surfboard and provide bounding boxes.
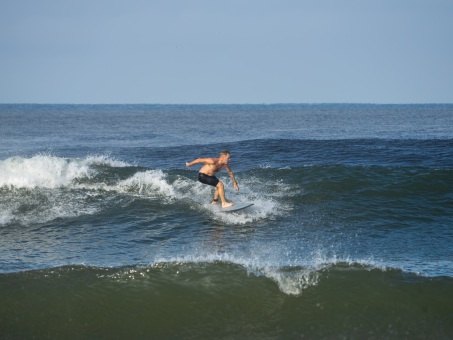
[214,202,254,213]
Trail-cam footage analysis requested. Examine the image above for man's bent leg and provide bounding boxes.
[211,189,220,204]
[216,181,233,208]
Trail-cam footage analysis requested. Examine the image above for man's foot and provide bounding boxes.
[222,202,234,208]
[211,200,219,205]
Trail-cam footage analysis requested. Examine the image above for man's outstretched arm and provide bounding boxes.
[186,158,212,168]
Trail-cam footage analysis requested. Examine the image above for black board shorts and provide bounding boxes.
[198,172,219,187]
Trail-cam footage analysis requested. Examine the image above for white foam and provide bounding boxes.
[168,174,288,224]
[0,154,129,190]
[0,155,91,189]
[149,252,321,296]
[0,155,132,189]
[153,249,398,296]
[0,207,14,225]
[116,170,176,198]
[261,266,320,295]
[0,154,132,226]
[148,243,396,296]
[0,188,100,227]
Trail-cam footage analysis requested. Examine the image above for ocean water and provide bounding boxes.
[1,104,452,339]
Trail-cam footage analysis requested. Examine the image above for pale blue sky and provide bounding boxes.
[1,0,452,104]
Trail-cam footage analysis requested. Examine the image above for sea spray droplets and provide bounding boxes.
[85,155,130,168]
[261,266,320,296]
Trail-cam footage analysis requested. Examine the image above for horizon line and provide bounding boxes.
[1,102,452,106]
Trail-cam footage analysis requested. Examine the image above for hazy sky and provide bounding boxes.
[1,0,452,104]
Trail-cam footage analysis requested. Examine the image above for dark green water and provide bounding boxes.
[1,263,452,339]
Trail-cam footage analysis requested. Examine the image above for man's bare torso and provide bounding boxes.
[199,158,228,176]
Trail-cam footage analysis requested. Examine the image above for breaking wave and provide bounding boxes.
[0,154,283,226]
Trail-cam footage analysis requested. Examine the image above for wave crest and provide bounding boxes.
[0,155,129,189]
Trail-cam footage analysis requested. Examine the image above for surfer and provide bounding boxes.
[186,150,239,208]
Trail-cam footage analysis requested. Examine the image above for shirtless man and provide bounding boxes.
[186,150,239,208]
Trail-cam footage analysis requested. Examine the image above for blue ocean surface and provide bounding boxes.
[1,104,452,338]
